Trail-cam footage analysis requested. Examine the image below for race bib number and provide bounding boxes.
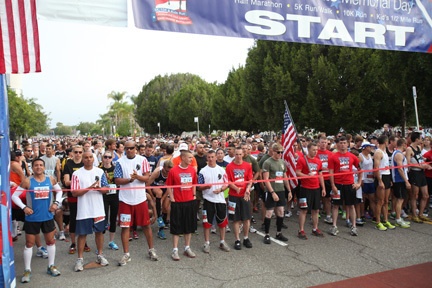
[202,210,208,223]
[94,216,105,224]
[180,174,192,190]
[228,201,236,215]
[119,214,131,228]
[275,171,284,184]
[45,169,54,176]
[107,184,117,195]
[34,186,50,200]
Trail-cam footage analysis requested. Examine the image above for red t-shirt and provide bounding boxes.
[226,161,253,197]
[328,152,360,185]
[423,150,432,178]
[296,156,322,189]
[317,149,333,180]
[166,165,197,202]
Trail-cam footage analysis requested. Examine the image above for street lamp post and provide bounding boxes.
[157,122,161,136]
[194,117,199,137]
[413,86,420,131]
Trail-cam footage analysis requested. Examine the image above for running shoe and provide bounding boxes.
[148,248,159,261]
[243,238,253,248]
[329,226,339,236]
[375,222,387,231]
[251,216,257,224]
[234,240,242,250]
[383,221,395,230]
[226,226,231,233]
[350,227,358,236]
[58,231,66,241]
[312,229,324,237]
[285,211,292,218]
[171,250,180,261]
[298,230,308,240]
[324,216,333,224]
[47,265,61,277]
[263,235,271,244]
[74,258,84,272]
[69,243,76,254]
[419,215,431,222]
[219,242,231,252]
[341,211,347,220]
[346,220,352,228]
[395,220,410,228]
[158,229,167,240]
[157,216,165,228]
[129,234,133,241]
[275,233,288,242]
[211,227,217,234]
[36,247,48,259]
[133,231,139,240]
[411,216,423,223]
[356,218,365,226]
[97,254,109,266]
[21,270,31,283]
[164,221,170,230]
[203,243,210,253]
[184,248,196,258]
[389,212,396,220]
[401,210,408,218]
[281,222,288,229]
[84,244,91,252]
[118,253,131,266]
[249,226,257,233]
[109,241,119,250]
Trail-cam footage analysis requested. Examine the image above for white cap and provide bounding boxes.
[178,143,189,151]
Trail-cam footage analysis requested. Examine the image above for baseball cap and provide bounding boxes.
[178,143,189,151]
[361,141,376,149]
[15,149,22,156]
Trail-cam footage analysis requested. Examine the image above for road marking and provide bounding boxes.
[255,230,288,246]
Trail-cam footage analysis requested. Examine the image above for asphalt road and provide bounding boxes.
[12,211,432,288]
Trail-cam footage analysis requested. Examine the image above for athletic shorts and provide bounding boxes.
[75,217,106,235]
[118,201,150,228]
[374,174,392,190]
[264,191,287,209]
[69,202,77,233]
[12,208,25,222]
[228,195,251,222]
[427,177,432,196]
[408,170,427,187]
[298,187,321,210]
[24,219,55,235]
[362,182,376,194]
[392,182,408,199]
[332,184,356,206]
[170,200,197,235]
[202,199,228,229]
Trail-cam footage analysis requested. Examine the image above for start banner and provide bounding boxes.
[132,0,432,53]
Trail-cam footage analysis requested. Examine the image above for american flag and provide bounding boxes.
[282,102,298,189]
[0,0,41,74]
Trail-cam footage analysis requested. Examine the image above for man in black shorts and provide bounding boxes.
[262,143,292,243]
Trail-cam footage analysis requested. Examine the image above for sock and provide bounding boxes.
[243,237,248,240]
[47,244,56,266]
[264,217,271,234]
[12,220,18,237]
[156,198,161,217]
[184,246,190,251]
[220,240,225,244]
[205,241,210,245]
[125,252,130,257]
[23,246,33,270]
[276,216,284,232]
[172,248,178,252]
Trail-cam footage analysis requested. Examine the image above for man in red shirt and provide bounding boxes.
[296,142,325,239]
[316,136,333,224]
[226,147,253,250]
[328,137,362,236]
[166,150,198,261]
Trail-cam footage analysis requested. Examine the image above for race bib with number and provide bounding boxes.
[119,214,131,227]
[34,186,50,200]
[275,171,284,183]
[107,184,117,195]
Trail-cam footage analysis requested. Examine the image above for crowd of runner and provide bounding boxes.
[9,125,432,283]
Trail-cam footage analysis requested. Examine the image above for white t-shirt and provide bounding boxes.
[198,165,227,204]
[114,155,150,205]
[223,155,234,163]
[71,166,107,220]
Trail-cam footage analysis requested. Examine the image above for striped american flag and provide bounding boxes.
[282,104,298,189]
[0,0,41,74]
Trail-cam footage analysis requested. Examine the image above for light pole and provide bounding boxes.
[413,86,420,131]
[157,122,161,136]
[194,117,199,138]
[209,124,210,135]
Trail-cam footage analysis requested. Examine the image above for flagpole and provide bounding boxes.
[284,100,310,172]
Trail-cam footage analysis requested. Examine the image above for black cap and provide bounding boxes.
[15,149,22,156]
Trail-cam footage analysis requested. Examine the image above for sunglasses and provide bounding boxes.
[125,147,135,150]
[103,156,112,159]
[26,150,32,152]
[275,151,283,154]
[74,151,83,154]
